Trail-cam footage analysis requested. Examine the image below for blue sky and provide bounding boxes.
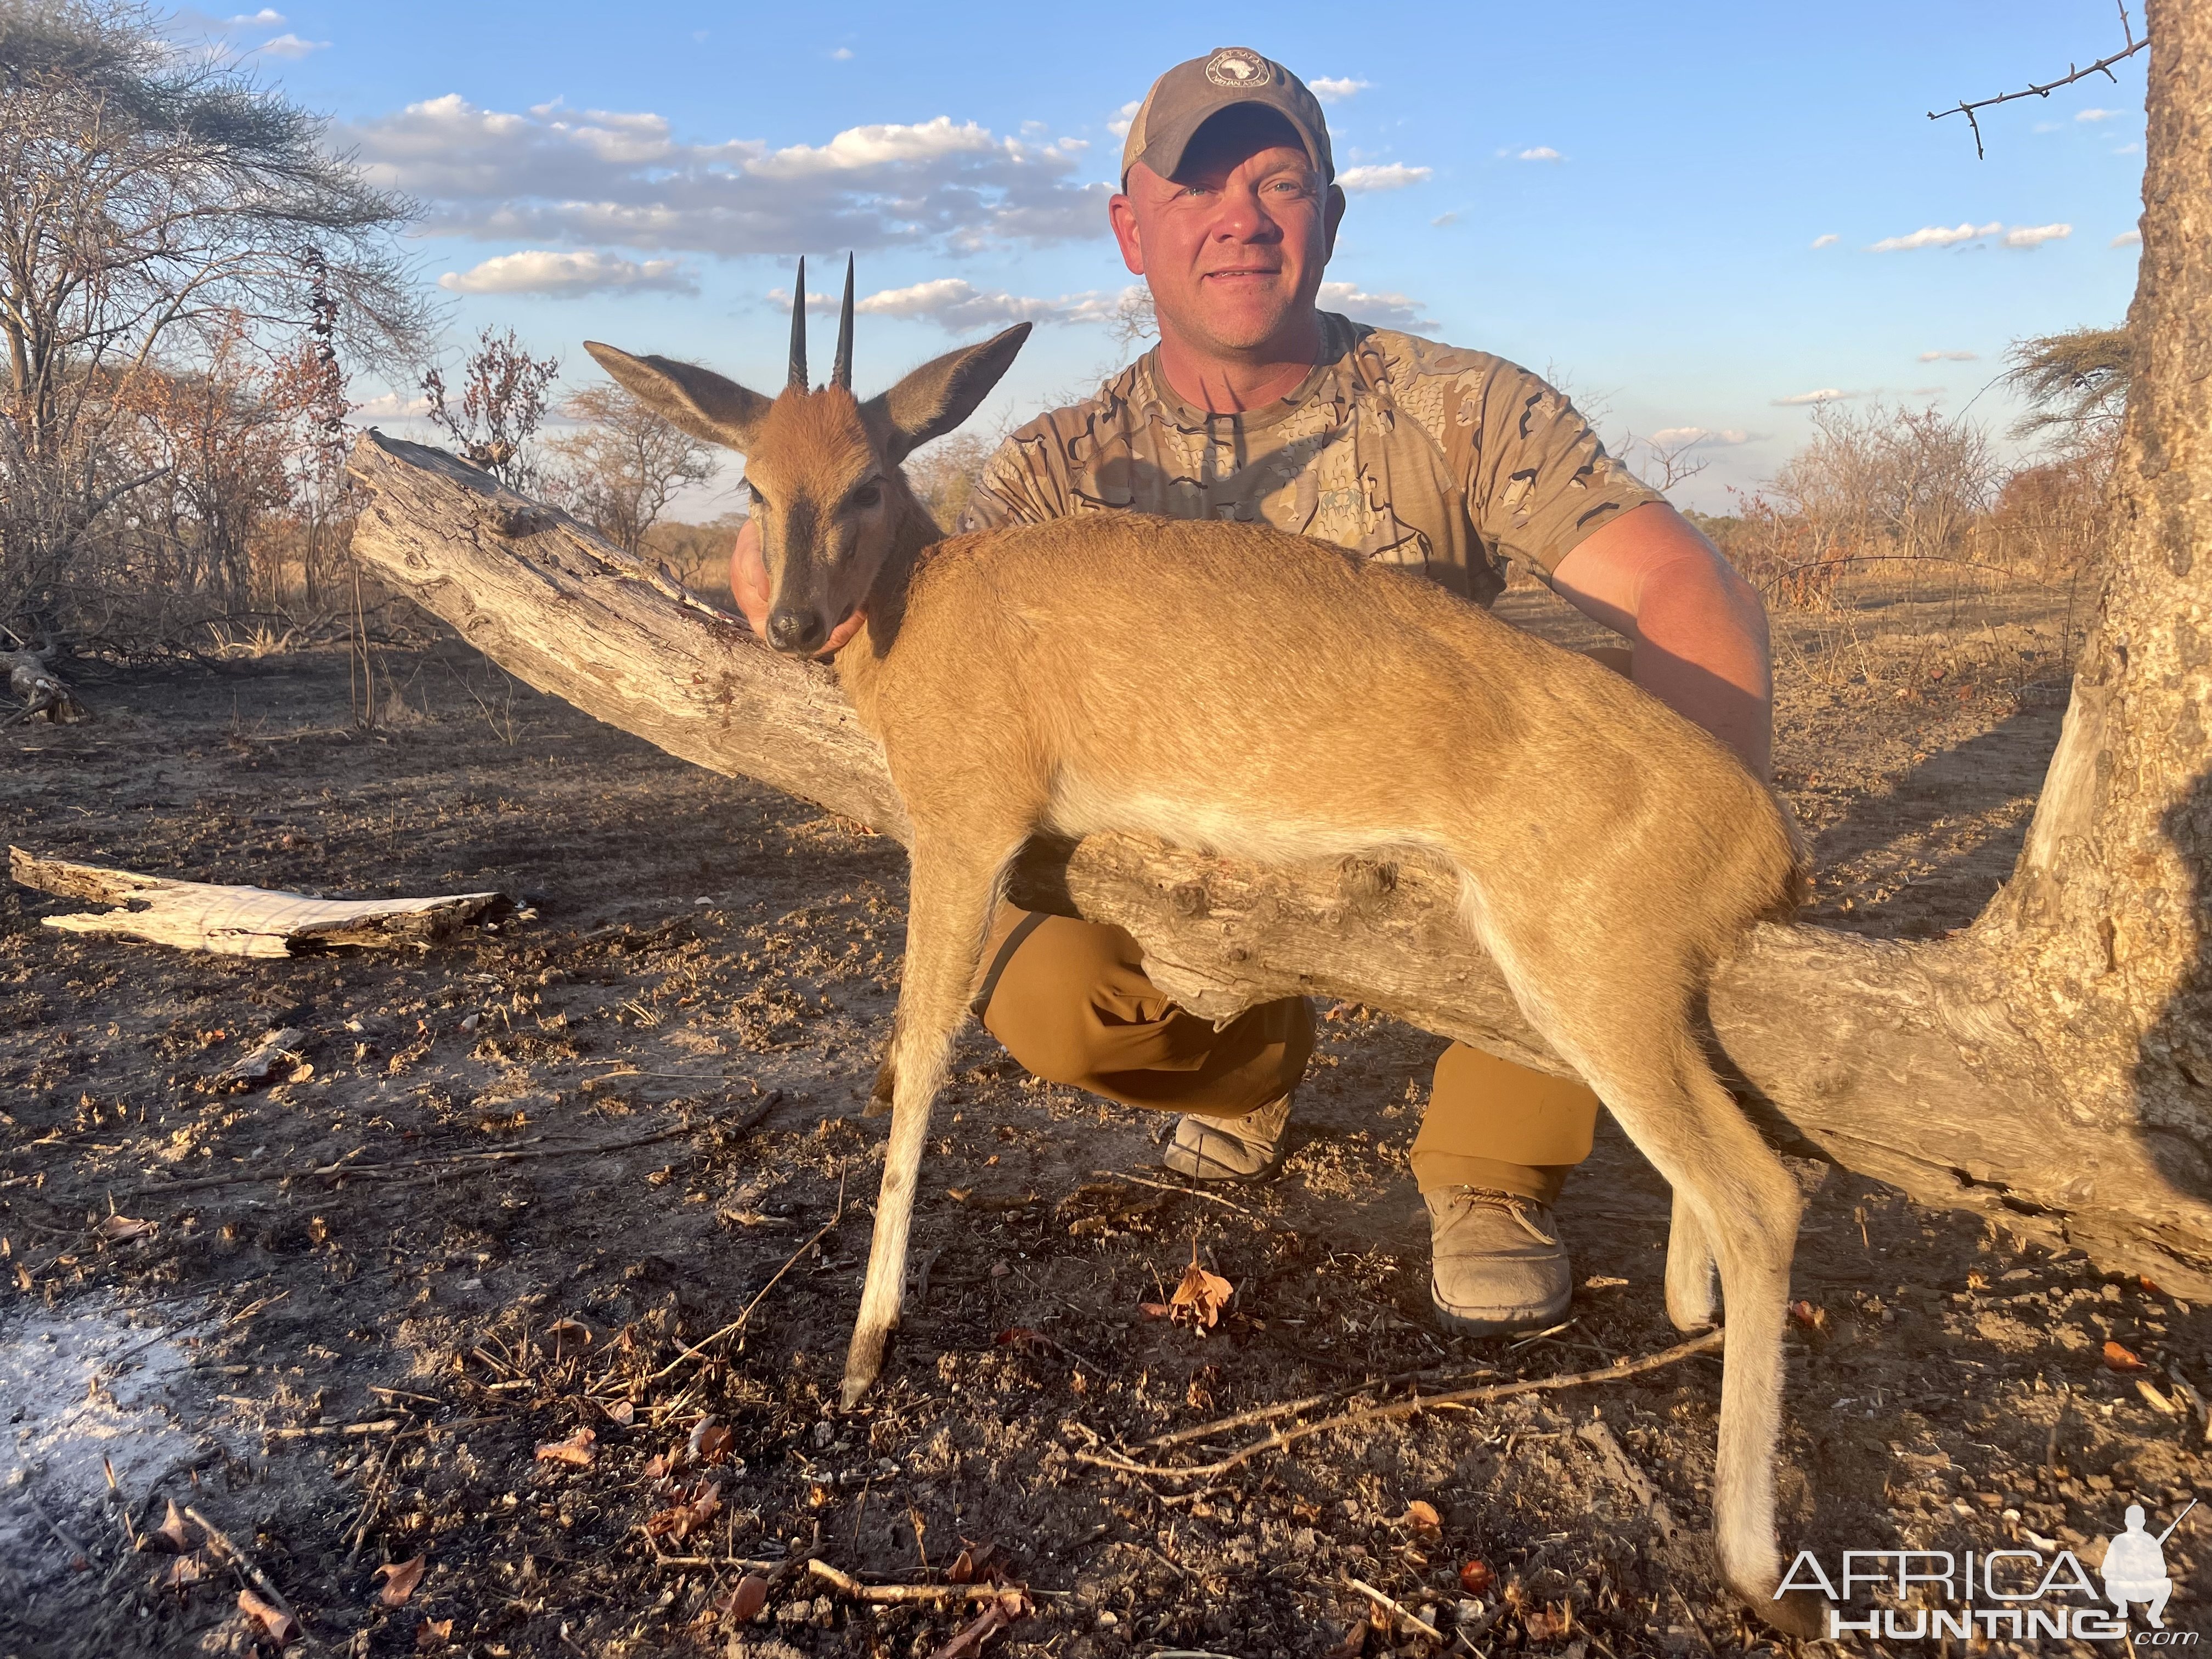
[193,0,2148,514]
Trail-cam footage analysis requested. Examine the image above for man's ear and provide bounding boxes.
[583,342,772,453]
[864,324,1031,466]
[1323,183,1346,260]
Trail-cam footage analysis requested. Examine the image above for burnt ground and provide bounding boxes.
[4,572,2209,1659]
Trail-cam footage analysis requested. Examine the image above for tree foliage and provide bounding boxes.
[0,0,426,634]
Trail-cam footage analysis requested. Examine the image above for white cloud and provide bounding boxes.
[342,95,1109,256]
[2114,140,2142,154]
[781,278,1133,332]
[1106,100,1142,140]
[439,249,697,297]
[1867,219,2070,253]
[2076,107,2119,121]
[1869,221,2001,251]
[1650,427,1752,447]
[1810,233,1838,249]
[1918,349,1977,362]
[228,8,285,22]
[1432,211,1462,227]
[1317,280,1432,333]
[252,31,326,57]
[2112,228,2142,246]
[1310,76,1369,103]
[831,46,853,60]
[351,391,431,420]
[1773,388,1846,406]
[1338,163,1432,193]
[1516,146,1562,162]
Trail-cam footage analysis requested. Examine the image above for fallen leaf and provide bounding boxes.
[644,1481,724,1542]
[947,1540,1008,1585]
[2137,1379,2181,1414]
[238,1585,301,1647]
[600,1398,635,1427]
[142,1499,194,1554]
[716,1573,770,1622]
[2141,1274,2166,1295]
[925,1591,1028,1659]
[1322,1617,1370,1659]
[546,1317,594,1352]
[1582,1275,1628,1291]
[95,1214,156,1244]
[989,1259,1010,1278]
[534,1426,597,1466]
[995,1328,1057,1362]
[1400,1500,1443,1542]
[1169,1243,1233,1331]
[690,1420,733,1464]
[1137,1301,1172,1319]
[947,1188,973,1203]
[415,1617,454,1653]
[1788,1300,1829,1333]
[163,1552,208,1590]
[2104,1340,2148,1373]
[375,1554,427,1606]
[1523,1604,1570,1641]
[1459,1559,1494,1596]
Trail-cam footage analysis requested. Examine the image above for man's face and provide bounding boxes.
[1111,109,1344,358]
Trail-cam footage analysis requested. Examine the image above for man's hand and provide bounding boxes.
[730,518,866,656]
[1549,502,1773,780]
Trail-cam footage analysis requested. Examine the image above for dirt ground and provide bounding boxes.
[5,568,2209,1659]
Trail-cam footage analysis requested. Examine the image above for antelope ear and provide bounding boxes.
[864,324,1030,465]
[584,342,772,452]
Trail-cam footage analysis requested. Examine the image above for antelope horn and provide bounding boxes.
[788,256,808,388]
[831,253,855,391]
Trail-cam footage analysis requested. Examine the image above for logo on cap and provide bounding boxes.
[1203,48,1271,88]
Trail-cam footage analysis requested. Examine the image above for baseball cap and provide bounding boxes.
[1120,47,1334,189]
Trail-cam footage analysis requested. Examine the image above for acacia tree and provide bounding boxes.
[547,381,716,554]
[0,0,424,632]
[421,326,562,495]
[346,0,2212,1290]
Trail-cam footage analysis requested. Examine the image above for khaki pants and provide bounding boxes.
[972,905,1599,1205]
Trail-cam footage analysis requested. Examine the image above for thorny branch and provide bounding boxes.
[1928,0,2147,158]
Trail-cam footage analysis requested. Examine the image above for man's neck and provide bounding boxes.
[1152,312,1326,414]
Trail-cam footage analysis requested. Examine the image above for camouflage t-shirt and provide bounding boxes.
[957,311,1661,606]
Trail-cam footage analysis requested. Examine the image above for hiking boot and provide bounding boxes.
[1161,1090,1294,1182]
[1426,1186,1572,1336]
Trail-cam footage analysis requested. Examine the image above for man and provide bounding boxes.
[733,47,1773,1336]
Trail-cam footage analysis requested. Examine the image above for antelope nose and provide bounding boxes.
[766,608,826,654]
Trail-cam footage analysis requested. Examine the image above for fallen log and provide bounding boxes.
[12,845,508,957]
[345,428,2212,1296]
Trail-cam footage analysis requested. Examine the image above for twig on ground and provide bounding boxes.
[266,1417,403,1441]
[806,1559,1022,1604]
[1576,1418,1679,1542]
[345,1432,403,1564]
[1089,1168,1255,1216]
[1345,1576,1444,1642]
[186,1505,314,1651]
[1669,1583,1718,1658]
[1074,1330,1724,1481]
[639,1170,846,1386]
[100,1458,140,1553]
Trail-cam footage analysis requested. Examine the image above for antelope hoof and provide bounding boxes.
[842,1322,891,1407]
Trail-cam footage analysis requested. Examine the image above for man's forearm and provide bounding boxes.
[1550,502,1774,780]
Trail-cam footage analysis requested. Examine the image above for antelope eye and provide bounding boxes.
[851,482,882,510]
[747,483,770,511]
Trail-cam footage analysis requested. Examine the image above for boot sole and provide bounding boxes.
[1430,1288,1571,1338]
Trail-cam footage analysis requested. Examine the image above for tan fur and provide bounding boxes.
[583,328,1822,1637]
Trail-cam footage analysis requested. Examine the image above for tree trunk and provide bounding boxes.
[341,1,2212,1295]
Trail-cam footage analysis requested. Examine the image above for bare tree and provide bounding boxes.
[902,432,995,528]
[0,0,424,634]
[421,326,561,495]
[1618,430,1714,494]
[546,381,718,554]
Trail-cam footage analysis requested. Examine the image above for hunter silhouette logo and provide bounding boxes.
[1777,1499,2197,1641]
[2101,1500,2192,1628]
[1204,48,1270,88]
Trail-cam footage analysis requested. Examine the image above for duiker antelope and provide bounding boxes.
[584,262,1818,1633]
